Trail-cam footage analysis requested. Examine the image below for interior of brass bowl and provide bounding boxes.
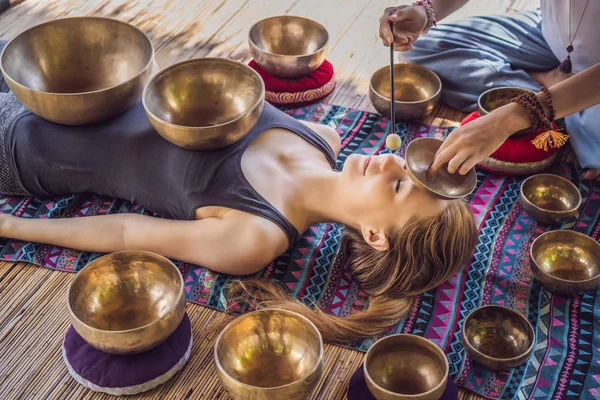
[531,230,600,283]
[68,251,183,332]
[249,16,328,56]
[405,138,477,199]
[478,87,533,116]
[371,64,441,104]
[364,334,448,397]
[214,309,323,389]
[520,174,581,215]
[144,58,263,129]
[1,17,152,95]
[463,306,534,362]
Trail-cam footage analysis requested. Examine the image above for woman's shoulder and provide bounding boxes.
[300,120,341,157]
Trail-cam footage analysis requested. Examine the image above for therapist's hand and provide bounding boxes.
[379,6,427,51]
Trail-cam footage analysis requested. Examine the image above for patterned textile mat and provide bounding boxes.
[1,103,599,400]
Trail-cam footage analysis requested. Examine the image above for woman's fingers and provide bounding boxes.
[583,168,600,181]
[458,156,478,176]
[427,146,455,180]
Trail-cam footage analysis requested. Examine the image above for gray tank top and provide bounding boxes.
[5,101,337,245]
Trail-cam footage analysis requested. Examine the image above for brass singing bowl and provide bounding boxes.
[249,15,329,78]
[369,64,441,121]
[405,138,477,200]
[364,334,448,400]
[143,58,264,150]
[0,17,153,125]
[214,309,324,400]
[67,251,186,355]
[530,230,600,295]
[519,174,582,225]
[462,305,535,371]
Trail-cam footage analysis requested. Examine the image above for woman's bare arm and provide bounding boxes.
[0,213,287,275]
[428,63,600,178]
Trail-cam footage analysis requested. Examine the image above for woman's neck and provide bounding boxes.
[292,161,359,230]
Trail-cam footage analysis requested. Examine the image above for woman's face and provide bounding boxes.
[339,154,447,237]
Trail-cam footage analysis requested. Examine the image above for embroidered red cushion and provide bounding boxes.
[460,111,560,176]
[249,60,335,107]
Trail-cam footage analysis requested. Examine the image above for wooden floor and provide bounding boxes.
[0,1,538,399]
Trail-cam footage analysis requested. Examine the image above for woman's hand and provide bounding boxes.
[427,103,530,179]
[583,168,600,181]
[379,6,427,51]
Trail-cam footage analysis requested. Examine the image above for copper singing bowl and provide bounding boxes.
[214,309,324,400]
[462,305,535,371]
[249,16,329,78]
[0,17,153,125]
[530,230,600,295]
[67,251,186,355]
[364,334,448,400]
[143,58,264,150]
[519,174,582,225]
[369,64,441,121]
[405,138,477,200]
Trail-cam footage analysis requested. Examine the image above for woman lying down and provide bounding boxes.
[0,47,477,345]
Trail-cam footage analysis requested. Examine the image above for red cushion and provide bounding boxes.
[460,111,560,175]
[248,60,335,107]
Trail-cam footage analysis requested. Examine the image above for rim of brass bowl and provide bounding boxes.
[519,173,582,220]
[363,334,449,399]
[248,15,329,57]
[0,17,154,124]
[461,305,535,370]
[249,15,329,58]
[142,58,265,150]
[213,308,324,392]
[477,87,534,116]
[405,137,477,200]
[530,230,600,285]
[66,250,185,353]
[369,64,442,106]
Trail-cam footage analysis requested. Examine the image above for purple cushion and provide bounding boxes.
[348,363,458,400]
[62,313,192,396]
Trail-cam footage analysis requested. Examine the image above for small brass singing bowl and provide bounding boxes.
[364,334,448,400]
[0,17,153,125]
[519,174,582,225]
[369,64,441,121]
[405,137,477,200]
[249,15,329,78]
[143,58,264,150]
[530,230,600,295]
[462,305,535,371]
[478,87,534,137]
[67,251,186,355]
[214,308,324,400]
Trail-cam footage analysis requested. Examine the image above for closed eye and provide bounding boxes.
[395,179,401,194]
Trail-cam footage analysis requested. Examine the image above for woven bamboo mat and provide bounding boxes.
[0,0,539,398]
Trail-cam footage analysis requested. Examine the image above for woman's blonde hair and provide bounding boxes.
[228,200,478,345]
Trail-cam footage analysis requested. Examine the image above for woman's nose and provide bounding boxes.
[380,154,407,175]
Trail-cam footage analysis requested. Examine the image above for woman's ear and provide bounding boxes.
[360,226,390,251]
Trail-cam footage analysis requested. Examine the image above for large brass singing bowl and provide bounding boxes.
[364,334,448,400]
[249,16,329,78]
[369,64,441,121]
[530,230,600,295]
[462,305,535,371]
[143,58,264,150]
[0,17,154,125]
[214,308,324,400]
[519,174,582,225]
[67,251,186,355]
[405,138,477,200]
